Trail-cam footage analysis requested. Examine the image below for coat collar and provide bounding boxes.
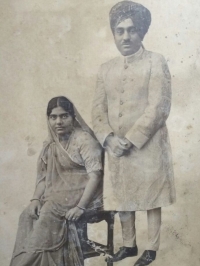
[123,46,144,66]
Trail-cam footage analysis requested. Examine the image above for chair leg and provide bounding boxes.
[107,212,115,256]
[107,261,113,266]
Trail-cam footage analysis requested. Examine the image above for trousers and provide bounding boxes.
[119,208,161,251]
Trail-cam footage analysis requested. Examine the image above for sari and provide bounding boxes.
[10,106,103,266]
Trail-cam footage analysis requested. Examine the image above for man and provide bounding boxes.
[92,1,176,266]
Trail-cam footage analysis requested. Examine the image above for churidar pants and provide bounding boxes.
[119,207,161,251]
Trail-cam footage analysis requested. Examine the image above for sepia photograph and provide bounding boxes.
[0,1,200,265]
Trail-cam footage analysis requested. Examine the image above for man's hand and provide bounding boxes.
[65,207,84,222]
[29,200,41,220]
[119,138,133,150]
[105,135,132,157]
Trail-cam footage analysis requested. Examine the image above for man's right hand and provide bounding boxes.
[29,200,41,220]
[105,134,129,157]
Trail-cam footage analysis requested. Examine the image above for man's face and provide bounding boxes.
[114,18,142,56]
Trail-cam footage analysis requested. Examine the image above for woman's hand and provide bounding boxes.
[29,200,41,220]
[65,207,84,222]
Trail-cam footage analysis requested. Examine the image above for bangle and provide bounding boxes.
[76,205,86,211]
[30,198,40,203]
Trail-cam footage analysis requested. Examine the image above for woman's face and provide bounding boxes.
[48,106,74,137]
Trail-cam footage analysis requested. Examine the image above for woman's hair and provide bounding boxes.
[47,96,75,118]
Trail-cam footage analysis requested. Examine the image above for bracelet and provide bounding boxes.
[30,198,41,203]
[76,205,86,211]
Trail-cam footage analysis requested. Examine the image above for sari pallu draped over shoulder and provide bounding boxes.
[10,101,103,266]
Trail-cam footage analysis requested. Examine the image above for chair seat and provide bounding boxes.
[80,210,115,223]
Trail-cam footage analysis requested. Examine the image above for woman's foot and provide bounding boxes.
[105,245,138,262]
[134,250,156,266]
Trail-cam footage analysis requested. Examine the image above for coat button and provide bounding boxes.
[119,113,122,117]
[120,101,123,105]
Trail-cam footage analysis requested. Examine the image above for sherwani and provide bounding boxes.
[92,47,176,212]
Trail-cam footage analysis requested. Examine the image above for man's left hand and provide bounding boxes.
[119,138,133,150]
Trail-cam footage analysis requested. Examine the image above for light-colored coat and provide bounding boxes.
[92,47,176,211]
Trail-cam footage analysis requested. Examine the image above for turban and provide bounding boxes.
[109,1,151,40]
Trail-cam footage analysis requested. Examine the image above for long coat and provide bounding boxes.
[92,47,176,211]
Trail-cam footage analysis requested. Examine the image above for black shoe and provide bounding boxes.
[134,250,156,266]
[105,246,138,262]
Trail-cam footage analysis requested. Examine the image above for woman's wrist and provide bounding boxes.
[76,205,86,211]
[30,198,41,203]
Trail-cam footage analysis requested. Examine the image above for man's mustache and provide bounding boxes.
[121,41,131,45]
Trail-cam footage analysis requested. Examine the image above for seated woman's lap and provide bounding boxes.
[21,201,68,252]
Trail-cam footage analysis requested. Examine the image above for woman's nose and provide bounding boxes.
[56,117,62,124]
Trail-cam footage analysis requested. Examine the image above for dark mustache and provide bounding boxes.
[121,41,131,45]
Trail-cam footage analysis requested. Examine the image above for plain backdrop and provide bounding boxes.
[0,0,200,265]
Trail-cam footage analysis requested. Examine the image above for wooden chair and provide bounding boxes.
[76,210,116,266]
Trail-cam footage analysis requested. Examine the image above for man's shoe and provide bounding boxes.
[134,250,156,266]
[105,246,138,262]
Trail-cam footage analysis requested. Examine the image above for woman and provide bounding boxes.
[10,96,103,266]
